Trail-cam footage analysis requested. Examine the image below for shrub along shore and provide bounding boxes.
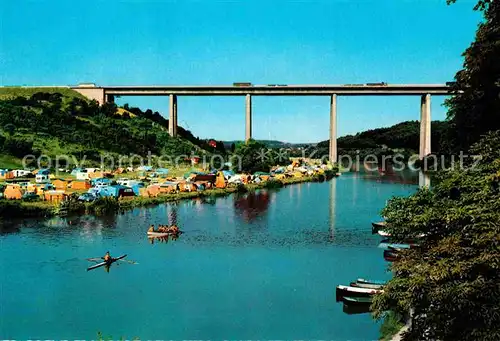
[0,170,338,220]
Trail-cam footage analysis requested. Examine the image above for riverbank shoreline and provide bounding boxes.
[0,171,339,221]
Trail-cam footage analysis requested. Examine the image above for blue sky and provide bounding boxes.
[0,0,481,142]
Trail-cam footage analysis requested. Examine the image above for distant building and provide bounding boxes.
[208,139,217,148]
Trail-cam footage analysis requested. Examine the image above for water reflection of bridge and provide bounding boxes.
[329,179,336,240]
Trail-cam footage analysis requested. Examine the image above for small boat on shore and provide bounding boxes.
[371,221,387,234]
[377,230,391,237]
[383,249,400,262]
[342,296,373,306]
[378,240,413,250]
[336,285,383,301]
[356,278,387,286]
[350,281,384,289]
[87,254,127,271]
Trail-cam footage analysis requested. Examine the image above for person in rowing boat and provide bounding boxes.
[148,225,155,233]
[170,225,179,234]
[103,251,112,262]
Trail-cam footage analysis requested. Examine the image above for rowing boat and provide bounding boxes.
[87,254,127,271]
[147,231,170,237]
[342,296,373,306]
[378,230,391,237]
[356,278,387,286]
[371,221,387,234]
[335,285,383,301]
[147,230,183,237]
[350,281,384,289]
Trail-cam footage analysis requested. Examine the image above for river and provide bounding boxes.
[0,172,417,340]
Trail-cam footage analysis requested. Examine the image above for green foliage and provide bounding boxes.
[444,1,500,151]
[0,87,86,100]
[230,139,278,173]
[0,92,215,165]
[0,200,53,218]
[379,311,405,341]
[85,197,120,216]
[262,179,284,189]
[372,131,500,341]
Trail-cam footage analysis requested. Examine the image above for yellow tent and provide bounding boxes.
[215,171,226,189]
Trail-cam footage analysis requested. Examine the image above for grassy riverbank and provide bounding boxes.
[0,171,337,219]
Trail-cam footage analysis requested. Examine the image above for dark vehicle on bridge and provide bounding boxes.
[446,81,457,86]
[233,82,252,87]
[365,82,388,86]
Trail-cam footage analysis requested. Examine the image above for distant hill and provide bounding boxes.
[311,120,450,157]
[0,90,220,168]
[223,139,308,150]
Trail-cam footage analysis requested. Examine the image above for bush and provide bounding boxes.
[86,197,120,215]
[372,131,500,341]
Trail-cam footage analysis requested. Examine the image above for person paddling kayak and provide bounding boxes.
[103,251,112,262]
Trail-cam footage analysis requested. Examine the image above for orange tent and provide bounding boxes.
[52,179,70,190]
[215,172,226,189]
[44,190,67,202]
[4,184,23,199]
[71,180,91,190]
[146,185,161,197]
[88,171,104,179]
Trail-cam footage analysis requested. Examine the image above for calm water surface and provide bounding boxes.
[0,172,416,340]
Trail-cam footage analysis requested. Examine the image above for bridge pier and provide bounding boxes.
[419,94,431,159]
[169,94,178,137]
[329,94,337,163]
[245,94,252,142]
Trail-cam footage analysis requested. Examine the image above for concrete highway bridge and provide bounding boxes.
[67,83,453,162]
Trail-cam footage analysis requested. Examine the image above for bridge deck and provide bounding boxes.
[74,84,452,96]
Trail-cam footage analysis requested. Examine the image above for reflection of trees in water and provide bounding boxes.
[0,221,20,234]
[234,190,270,222]
[351,163,418,185]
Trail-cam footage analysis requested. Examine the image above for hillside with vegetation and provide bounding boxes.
[306,120,450,160]
[0,90,222,168]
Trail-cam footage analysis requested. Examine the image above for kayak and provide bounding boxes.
[87,254,127,271]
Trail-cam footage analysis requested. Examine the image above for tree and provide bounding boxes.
[372,131,500,341]
[230,139,274,173]
[444,0,500,151]
[3,123,16,136]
